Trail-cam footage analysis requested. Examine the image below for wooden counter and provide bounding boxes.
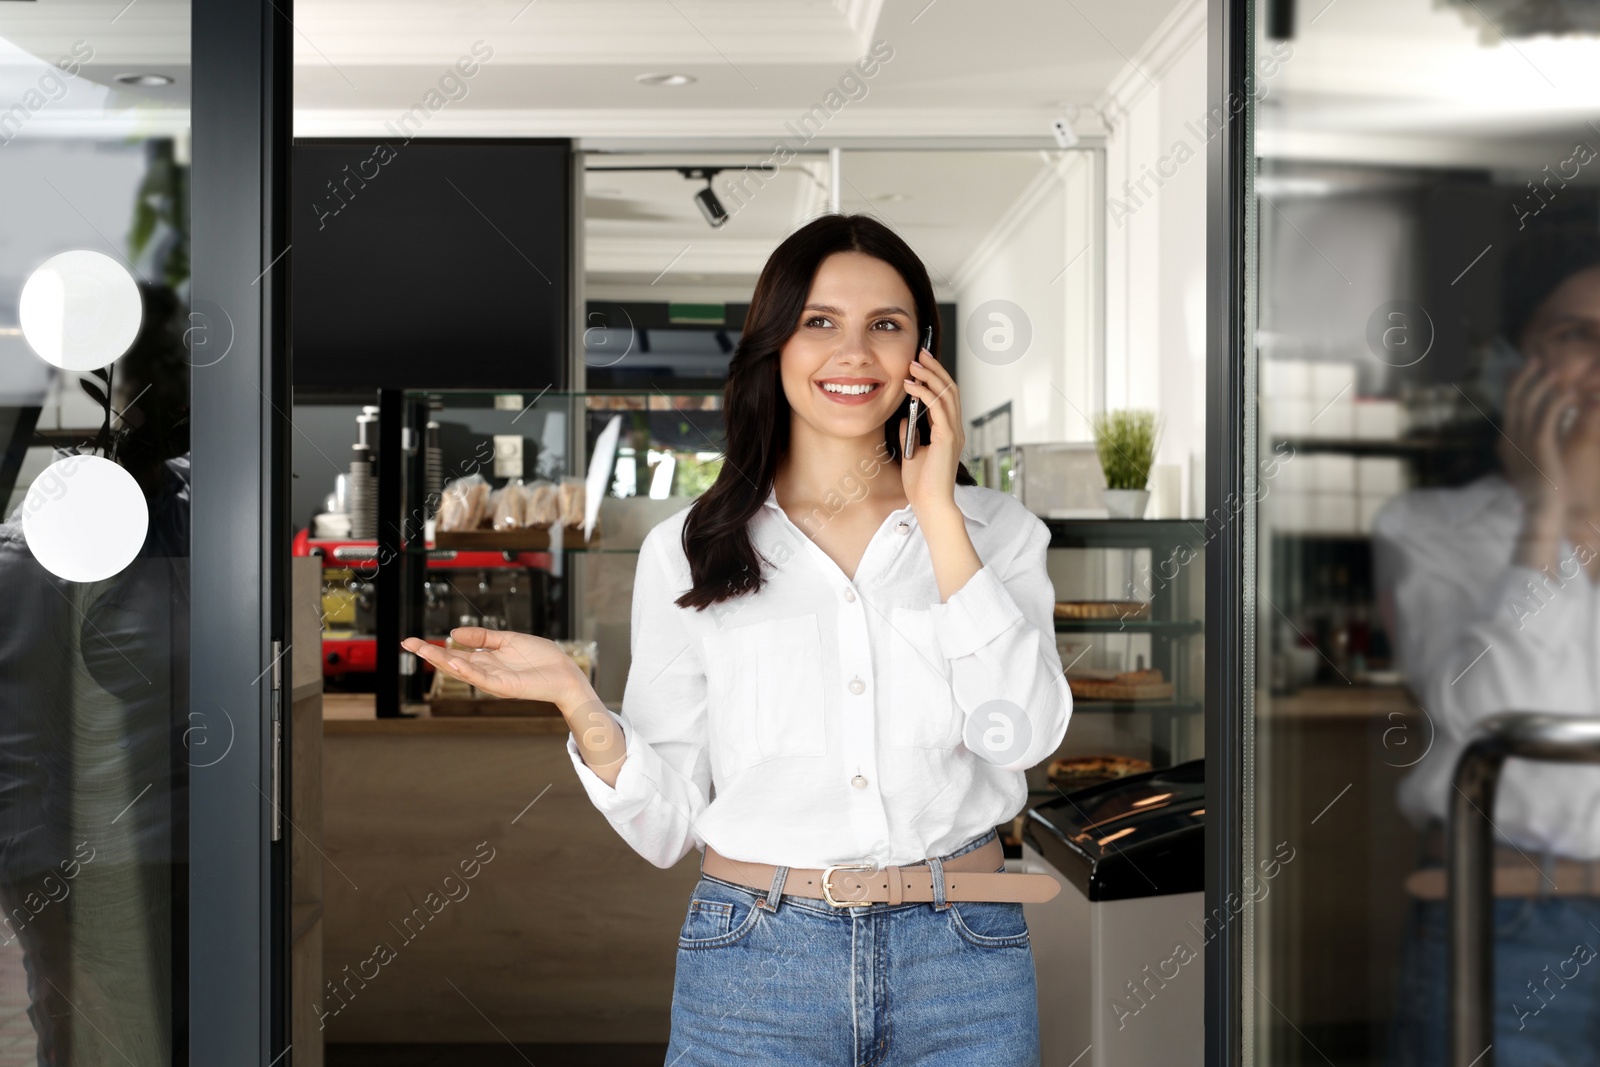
[318,692,699,1044]
[1254,683,1426,1055]
[322,692,575,734]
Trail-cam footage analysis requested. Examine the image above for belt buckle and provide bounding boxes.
[821,863,876,908]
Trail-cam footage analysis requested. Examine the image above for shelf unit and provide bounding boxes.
[289,529,558,678]
[1055,619,1204,635]
[1259,429,1487,689]
[363,389,727,715]
[346,390,1210,749]
[1042,517,1208,766]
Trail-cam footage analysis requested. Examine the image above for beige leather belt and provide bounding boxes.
[1407,823,1600,900]
[1406,854,1600,900]
[702,836,1061,908]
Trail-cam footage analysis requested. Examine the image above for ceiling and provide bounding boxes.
[0,0,1189,301]
[9,0,1600,299]
[582,148,1076,299]
[1259,0,1600,166]
[0,0,1197,299]
[0,0,1184,140]
[3,0,1595,150]
[284,0,1140,139]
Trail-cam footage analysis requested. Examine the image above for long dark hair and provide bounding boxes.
[676,213,976,611]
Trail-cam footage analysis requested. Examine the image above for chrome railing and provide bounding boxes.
[1448,713,1600,1067]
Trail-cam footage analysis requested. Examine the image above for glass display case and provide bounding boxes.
[291,390,725,715]
[403,389,728,713]
[1038,519,1206,777]
[297,386,1207,747]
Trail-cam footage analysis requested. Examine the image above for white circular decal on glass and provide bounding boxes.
[22,455,148,583]
[18,250,143,372]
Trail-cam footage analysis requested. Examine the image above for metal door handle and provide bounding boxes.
[1448,713,1600,1067]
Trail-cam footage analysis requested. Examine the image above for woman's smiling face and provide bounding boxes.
[779,250,922,441]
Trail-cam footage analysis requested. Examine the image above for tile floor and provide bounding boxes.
[0,939,675,1067]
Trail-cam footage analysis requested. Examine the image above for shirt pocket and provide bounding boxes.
[886,606,961,748]
[707,613,827,772]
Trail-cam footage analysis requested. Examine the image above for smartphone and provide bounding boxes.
[904,324,933,458]
[1559,402,1580,440]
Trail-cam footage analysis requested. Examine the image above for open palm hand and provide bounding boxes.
[401,627,589,708]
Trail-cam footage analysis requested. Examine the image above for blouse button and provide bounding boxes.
[848,676,865,695]
[894,521,910,535]
[844,587,857,602]
[851,775,868,789]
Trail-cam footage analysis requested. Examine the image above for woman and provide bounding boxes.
[1376,224,1600,1066]
[405,213,1072,1065]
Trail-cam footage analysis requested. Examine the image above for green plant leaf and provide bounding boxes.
[1091,409,1162,491]
[130,200,157,256]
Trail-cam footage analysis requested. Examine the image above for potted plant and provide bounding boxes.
[1091,409,1161,518]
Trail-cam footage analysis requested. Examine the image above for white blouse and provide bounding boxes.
[565,482,1074,870]
[1375,474,1600,860]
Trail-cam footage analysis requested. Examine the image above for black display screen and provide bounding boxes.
[291,139,571,394]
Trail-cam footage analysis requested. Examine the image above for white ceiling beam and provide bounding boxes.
[585,235,784,276]
[292,106,1111,143]
[291,0,883,66]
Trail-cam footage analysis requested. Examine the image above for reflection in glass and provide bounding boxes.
[1374,226,1600,1067]
[0,28,190,1066]
[1252,5,1600,1066]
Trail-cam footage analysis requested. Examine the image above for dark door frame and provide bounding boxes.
[191,0,293,1060]
[184,0,1256,1060]
[1205,0,1253,1065]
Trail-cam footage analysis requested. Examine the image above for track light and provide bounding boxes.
[693,178,728,228]
[582,164,732,228]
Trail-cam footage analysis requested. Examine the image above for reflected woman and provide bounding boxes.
[1376,224,1600,1066]
[405,213,1072,1066]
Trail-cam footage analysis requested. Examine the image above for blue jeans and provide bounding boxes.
[666,828,1041,1066]
[1390,894,1600,1066]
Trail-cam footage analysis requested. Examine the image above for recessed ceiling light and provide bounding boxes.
[115,73,174,87]
[872,192,911,203]
[636,72,695,87]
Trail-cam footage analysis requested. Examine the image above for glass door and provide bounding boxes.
[0,2,290,1063]
[1228,0,1600,1064]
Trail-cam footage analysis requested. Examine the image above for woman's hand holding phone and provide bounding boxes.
[898,327,964,520]
[900,328,984,603]
[903,324,932,459]
[1498,356,1600,576]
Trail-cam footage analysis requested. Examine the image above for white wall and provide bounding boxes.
[952,151,1100,445]
[1100,0,1208,517]
[953,0,1209,516]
